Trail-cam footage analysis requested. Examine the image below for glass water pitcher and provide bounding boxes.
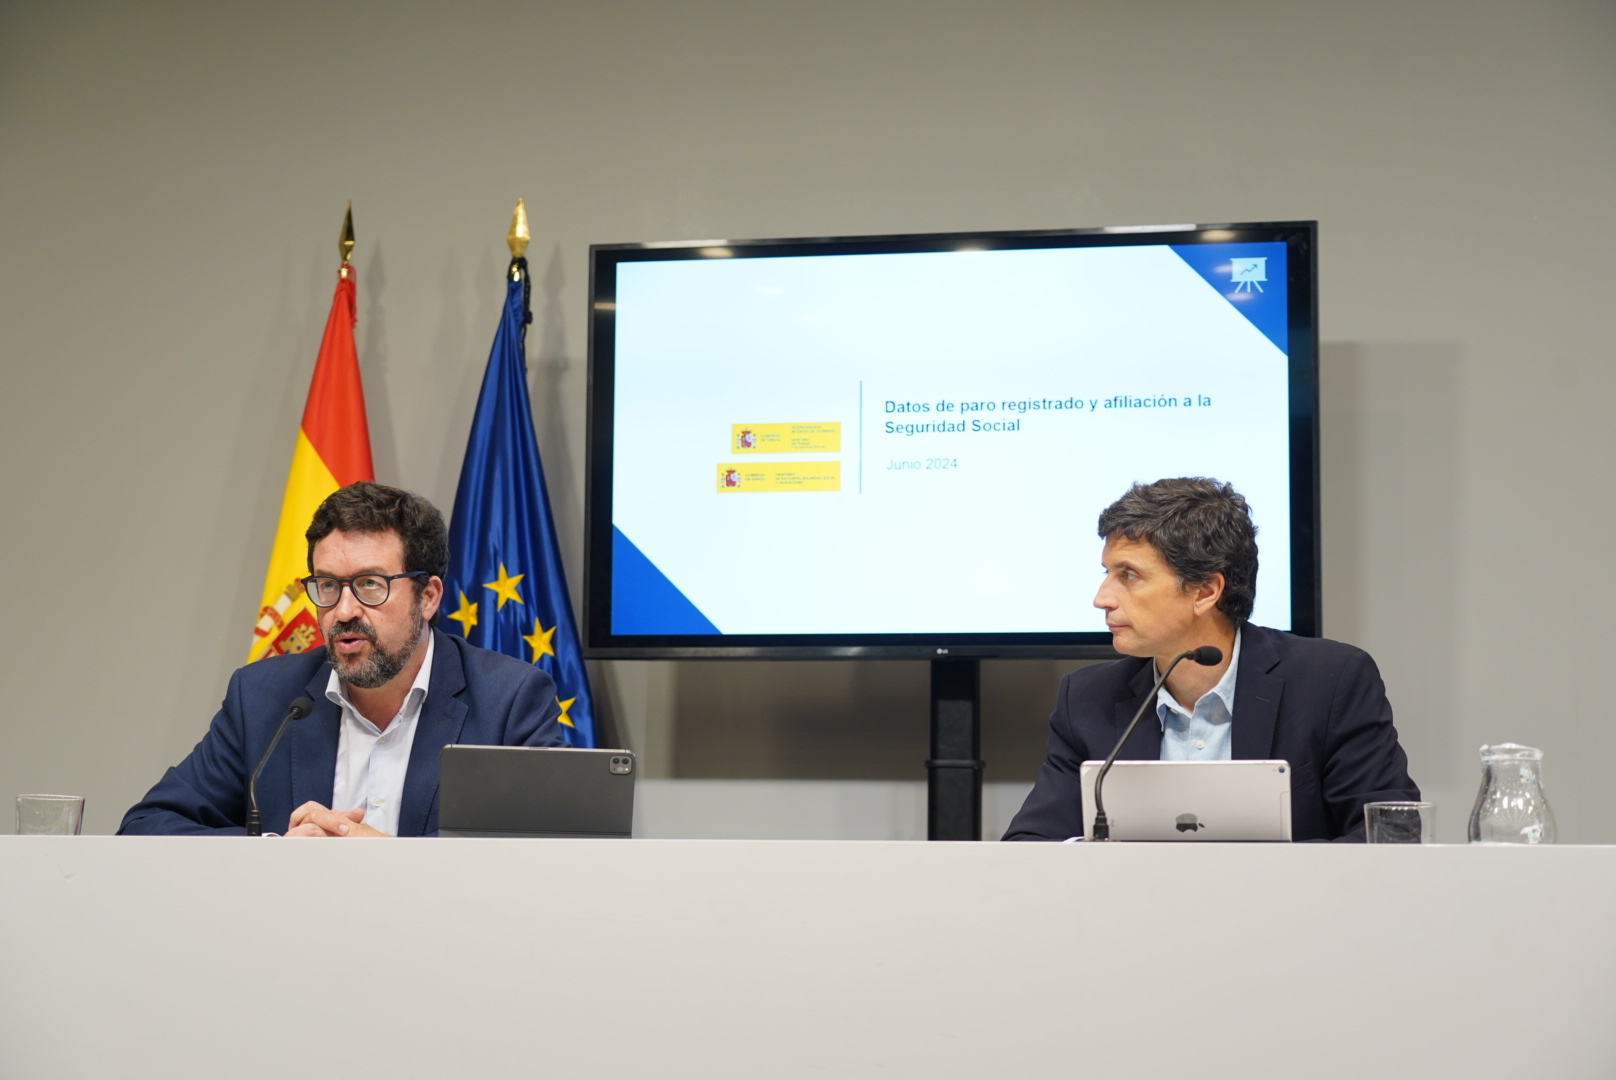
[1468,743,1556,844]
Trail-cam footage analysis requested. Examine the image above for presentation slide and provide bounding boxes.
[609,242,1292,636]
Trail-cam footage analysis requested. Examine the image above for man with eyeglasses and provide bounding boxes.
[119,482,566,837]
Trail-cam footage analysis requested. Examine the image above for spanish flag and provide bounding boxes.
[247,259,374,661]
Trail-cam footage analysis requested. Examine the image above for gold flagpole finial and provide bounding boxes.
[507,198,531,260]
[338,202,355,269]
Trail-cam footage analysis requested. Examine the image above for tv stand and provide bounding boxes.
[926,659,982,840]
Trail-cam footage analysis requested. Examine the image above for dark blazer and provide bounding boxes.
[1003,623,1418,842]
[118,629,566,836]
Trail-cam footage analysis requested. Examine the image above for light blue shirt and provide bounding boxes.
[1156,627,1240,761]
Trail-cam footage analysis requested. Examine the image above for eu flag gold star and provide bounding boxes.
[556,696,577,729]
[523,619,556,663]
[448,590,478,636]
[483,563,525,610]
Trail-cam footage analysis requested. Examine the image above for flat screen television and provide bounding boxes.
[584,221,1319,659]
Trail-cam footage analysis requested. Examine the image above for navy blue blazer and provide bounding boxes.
[1002,623,1419,842]
[119,629,566,836]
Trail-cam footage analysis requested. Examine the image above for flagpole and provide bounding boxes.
[507,197,533,343]
[339,201,355,279]
[507,197,530,264]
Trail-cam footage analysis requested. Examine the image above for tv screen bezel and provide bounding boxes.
[583,221,1319,659]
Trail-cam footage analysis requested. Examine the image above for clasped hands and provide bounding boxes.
[282,800,392,838]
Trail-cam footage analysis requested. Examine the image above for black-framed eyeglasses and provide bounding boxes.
[300,571,429,609]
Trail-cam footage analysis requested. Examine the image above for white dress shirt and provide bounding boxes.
[325,632,433,837]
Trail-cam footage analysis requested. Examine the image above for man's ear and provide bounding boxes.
[1190,572,1226,618]
[419,575,444,621]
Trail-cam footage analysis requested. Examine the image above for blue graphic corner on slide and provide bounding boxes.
[611,526,722,635]
[1169,243,1288,354]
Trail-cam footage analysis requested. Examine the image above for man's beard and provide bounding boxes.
[324,601,424,690]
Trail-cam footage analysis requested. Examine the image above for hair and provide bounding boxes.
[305,482,450,621]
[1096,477,1258,626]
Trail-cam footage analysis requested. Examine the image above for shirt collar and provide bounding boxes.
[324,628,435,734]
[1156,625,1241,725]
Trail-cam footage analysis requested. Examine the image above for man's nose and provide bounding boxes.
[1093,580,1117,611]
[331,583,366,621]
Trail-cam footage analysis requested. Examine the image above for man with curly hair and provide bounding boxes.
[1004,477,1418,842]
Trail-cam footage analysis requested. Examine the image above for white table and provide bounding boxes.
[3,838,1612,1078]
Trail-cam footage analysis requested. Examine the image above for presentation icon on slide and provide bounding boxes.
[1230,257,1267,293]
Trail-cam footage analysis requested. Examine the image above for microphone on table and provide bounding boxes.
[246,695,314,837]
[1089,646,1223,842]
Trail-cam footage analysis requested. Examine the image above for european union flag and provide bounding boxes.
[443,253,596,747]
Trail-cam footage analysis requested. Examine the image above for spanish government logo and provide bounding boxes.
[735,429,757,450]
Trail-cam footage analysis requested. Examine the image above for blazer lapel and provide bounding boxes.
[1114,660,1162,760]
[288,665,340,823]
[1231,626,1283,760]
[397,631,469,838]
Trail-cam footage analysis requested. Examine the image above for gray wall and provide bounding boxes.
[2,0,1612,840]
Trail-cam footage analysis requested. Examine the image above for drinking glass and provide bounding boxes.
[1364,801,1435,844]
[16,794,85,835]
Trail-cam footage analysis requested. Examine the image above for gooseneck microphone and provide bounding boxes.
[1089,646,1223,841]
[246,695,314,836]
